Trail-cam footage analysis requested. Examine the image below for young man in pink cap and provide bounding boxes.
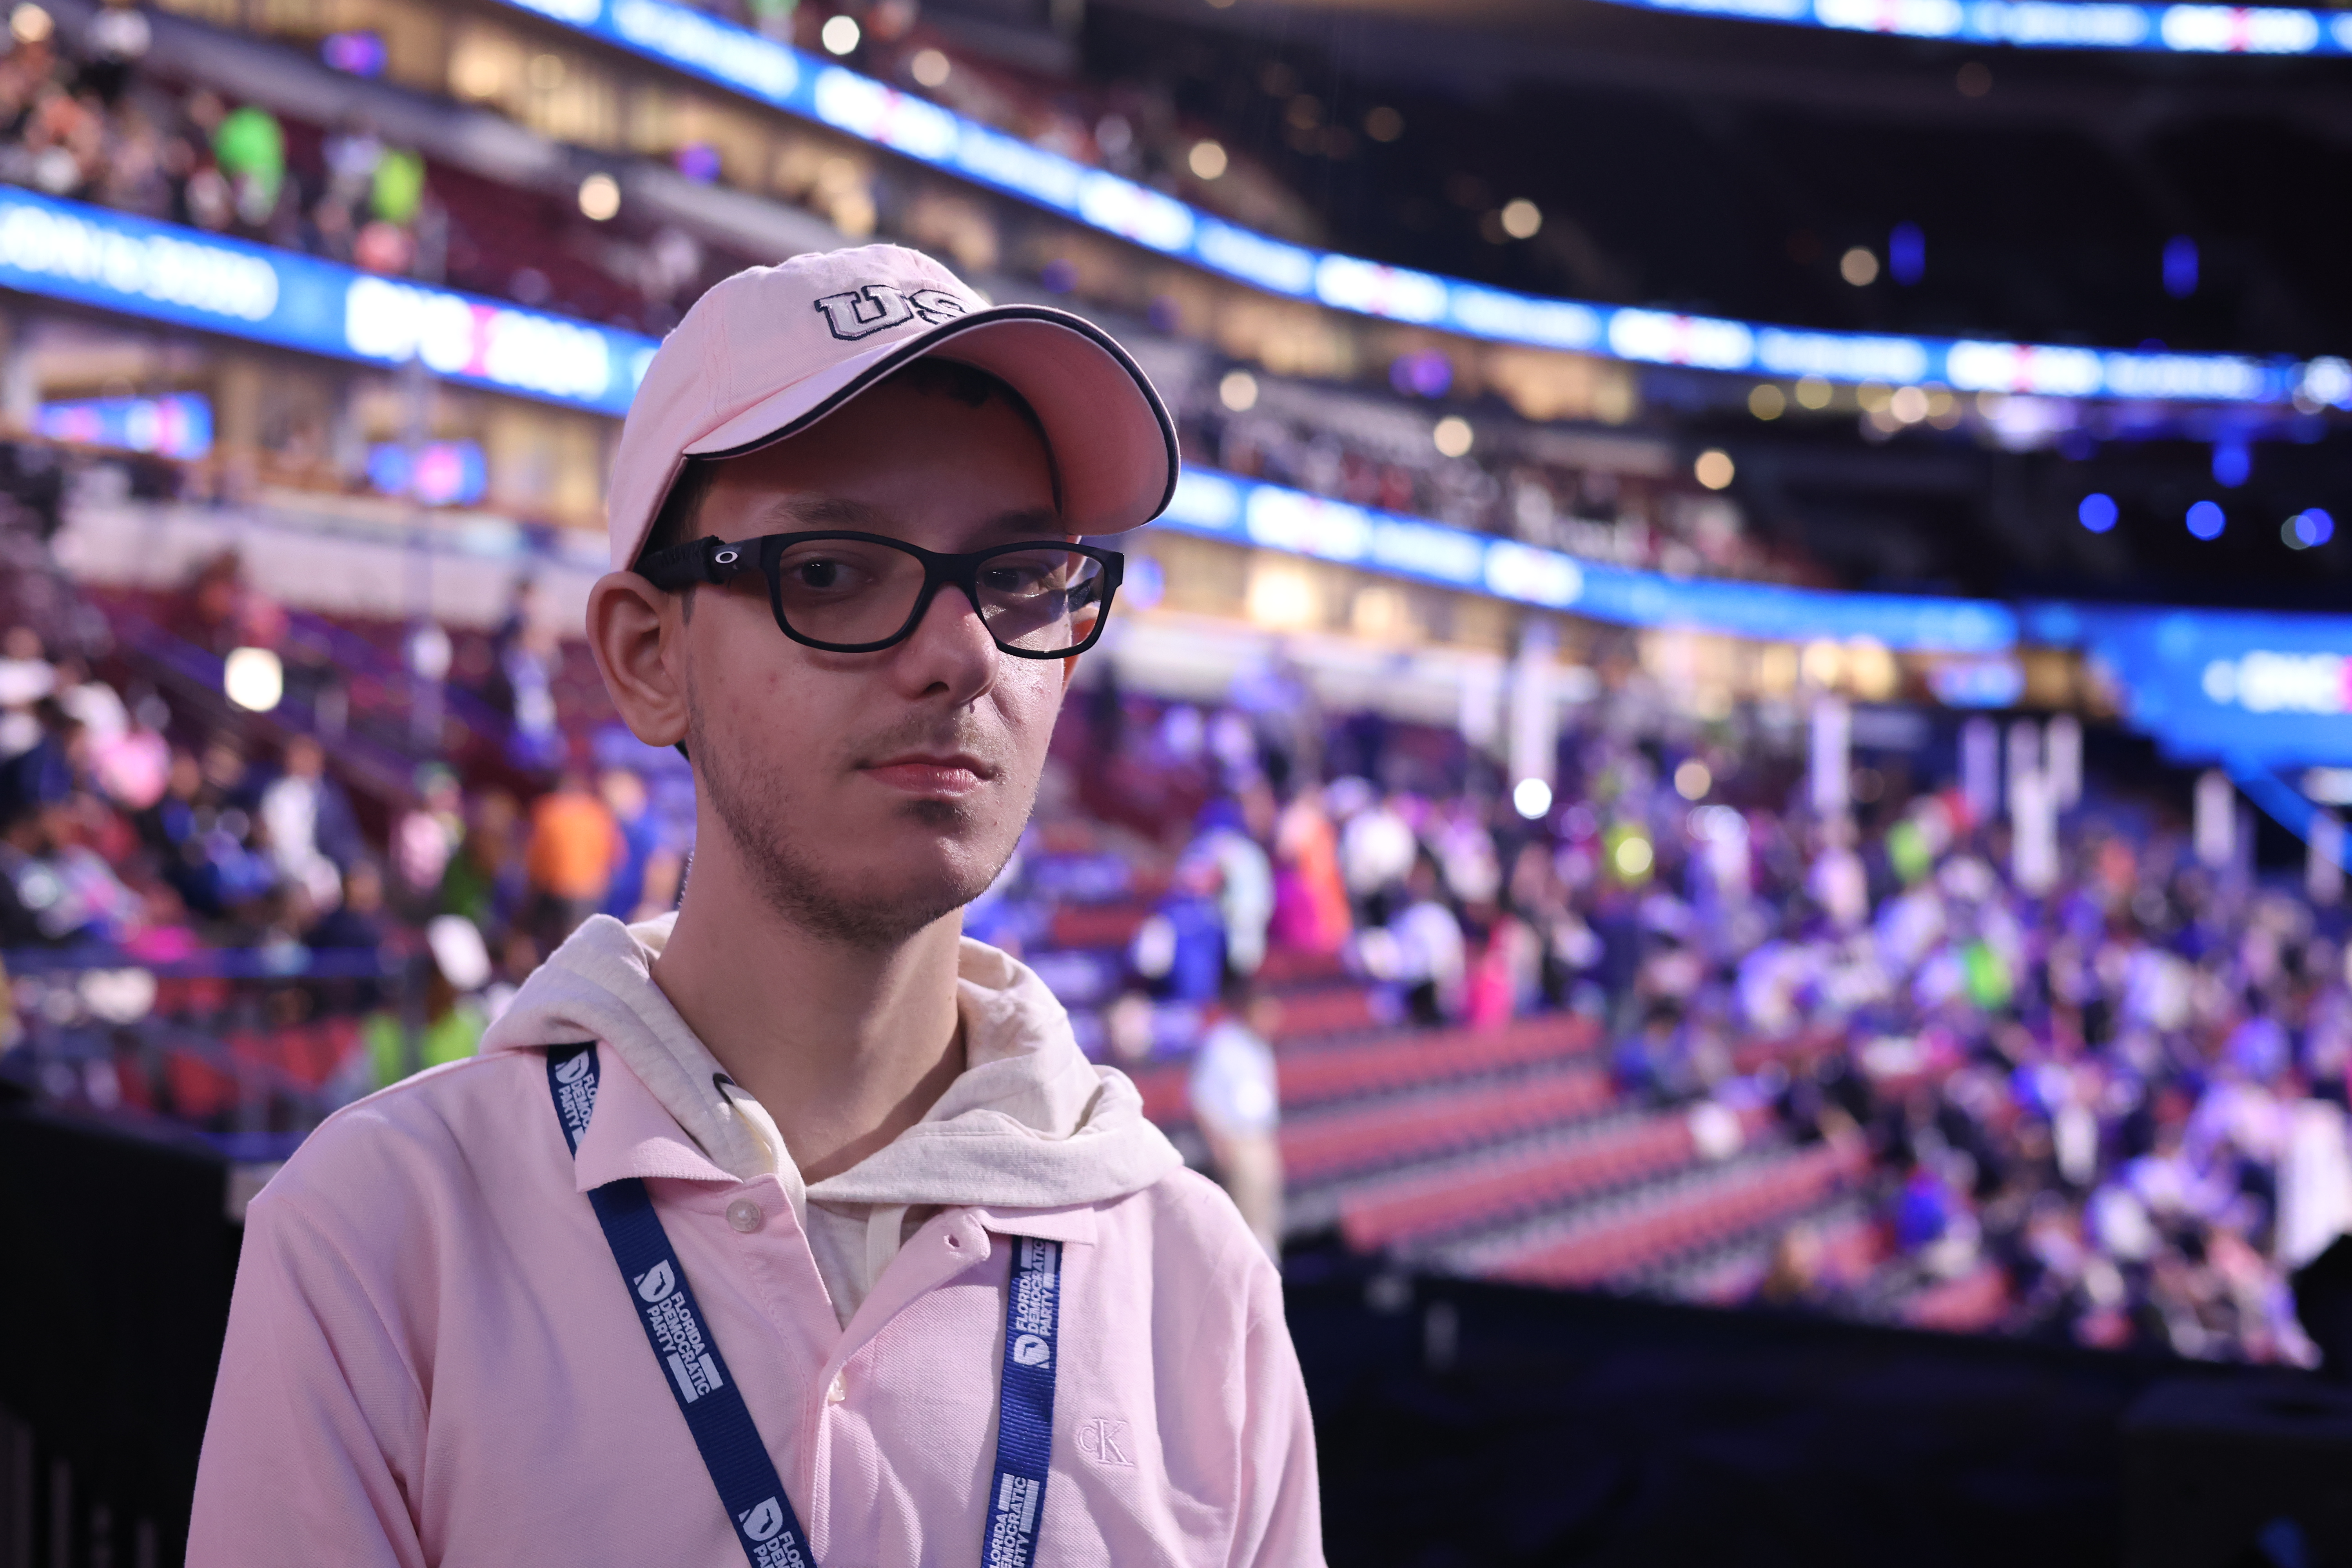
[189,245,1324,1566]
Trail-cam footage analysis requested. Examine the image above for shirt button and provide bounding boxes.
[725,1198,764,1233]
[827,1372,848,1404]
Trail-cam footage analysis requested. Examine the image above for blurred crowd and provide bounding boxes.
[985,681,2350,1364]
[1178,386,1811,583]
[0,6,729,330]
[0,544,684,1101]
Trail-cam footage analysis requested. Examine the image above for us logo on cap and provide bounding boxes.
[812,283,971,341]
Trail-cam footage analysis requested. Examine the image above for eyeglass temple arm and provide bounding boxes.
[633,536,757,590]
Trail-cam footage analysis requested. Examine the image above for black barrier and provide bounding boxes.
[0,1098,233,1568]
[1283,1247,2338,1568]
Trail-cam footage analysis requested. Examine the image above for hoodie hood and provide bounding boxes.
[482,913,1183,1217]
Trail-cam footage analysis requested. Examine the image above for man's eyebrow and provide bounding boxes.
[978,506,1066,540]
[752,498,1067,541]
[754,495,890,531]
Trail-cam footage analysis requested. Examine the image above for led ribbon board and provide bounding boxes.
[1589,0,2352,56]
[496,0,2340,406]
[1159,466,2020,653]
[0,187,655,416]
[2027,603,2352,768]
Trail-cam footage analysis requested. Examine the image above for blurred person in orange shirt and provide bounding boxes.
[1271,786,1349,954]
[523,768,621,949]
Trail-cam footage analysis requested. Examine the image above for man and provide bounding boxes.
[598,763,683,922]
[1189,978,1286,1258]
[189,245,1323,1566]
[522,764,623,948]
[258,734,359,910]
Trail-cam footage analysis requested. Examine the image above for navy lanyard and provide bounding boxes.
[545,1042,1060,1568]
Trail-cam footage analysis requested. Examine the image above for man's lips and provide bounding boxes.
[859,753,996,795]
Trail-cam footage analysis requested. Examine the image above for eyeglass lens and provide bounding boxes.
[772,539,1108,653]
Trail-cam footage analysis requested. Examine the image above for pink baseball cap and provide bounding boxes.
[605,244,1178,570]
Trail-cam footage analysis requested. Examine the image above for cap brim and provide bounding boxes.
[682,303,1178,536]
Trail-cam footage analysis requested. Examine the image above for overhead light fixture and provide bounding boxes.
[576,172,621,221]
[223,647,283,712]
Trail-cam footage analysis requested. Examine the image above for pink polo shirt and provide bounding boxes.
[187,1040,1323,1565]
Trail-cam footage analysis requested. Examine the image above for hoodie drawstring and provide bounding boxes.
[864,1203,909,1299]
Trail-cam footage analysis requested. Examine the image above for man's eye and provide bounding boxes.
[791,559,851,589]
[983,566,1051,594]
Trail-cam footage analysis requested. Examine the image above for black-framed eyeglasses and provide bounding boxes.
[635,532,1124,658]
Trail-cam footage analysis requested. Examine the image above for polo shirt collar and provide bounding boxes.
[571,1042,737,1192]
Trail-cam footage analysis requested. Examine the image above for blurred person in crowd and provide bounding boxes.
[0,797,87,945]
[597,764,682,922]
[1132,851,1228,1004]
[1387,855,1468,1026]
[46,652,125,748]
[1271,784,1349,953]
[439,786,526,936]
[1191,795,1273,978]
[1428,796,1502,911]
[1191,976,1285,1258]
[0,692,72,824]
[259,735,358,909]
[1465,911,1537,1031]
[1338,783,1416,925]
[0,626,54,766]
[522,766,622,949]
[489,577,562,770]
[390,763,465,911]
[88,698,170,812]
[169,548,283,655]
[192,247,1320,1567]
[358,913,491,1092]
[305,859,387,954]
[44,788,143,942]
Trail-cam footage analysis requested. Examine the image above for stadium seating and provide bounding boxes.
[1481,1140,1873,1290]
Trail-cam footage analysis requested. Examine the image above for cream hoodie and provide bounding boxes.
[479,912,1184,1323]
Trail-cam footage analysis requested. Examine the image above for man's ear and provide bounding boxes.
[586,571,690,750]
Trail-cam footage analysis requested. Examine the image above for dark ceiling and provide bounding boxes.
[1086,0,2352,358]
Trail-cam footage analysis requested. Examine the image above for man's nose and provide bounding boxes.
[889,579,999,698]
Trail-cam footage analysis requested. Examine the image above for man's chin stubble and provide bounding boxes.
[693,709,1019,949]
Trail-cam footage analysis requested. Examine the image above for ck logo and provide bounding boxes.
[554,1053,592,1083]
[633,1260,677,1304]
[1011,1333,1051,1368]
[738,1497,785,1543]
[1074,1418,1133,1468]
[811,283,970,340]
